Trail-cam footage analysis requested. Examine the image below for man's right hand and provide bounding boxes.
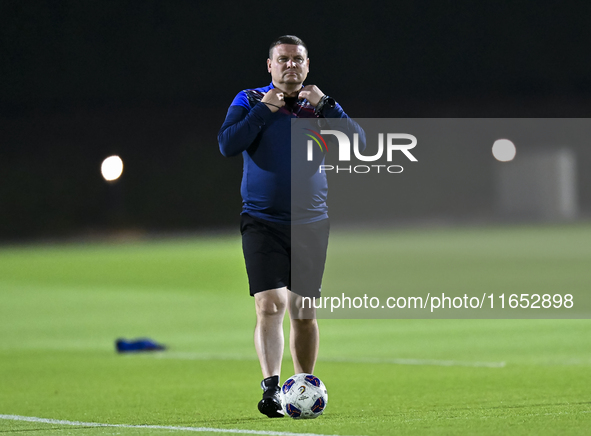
[261,89,285,113]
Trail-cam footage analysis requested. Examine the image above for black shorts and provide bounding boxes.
[240,213,329,298]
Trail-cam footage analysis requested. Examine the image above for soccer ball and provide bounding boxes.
[281,373,328,419]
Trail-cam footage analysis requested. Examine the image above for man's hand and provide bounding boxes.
[261,89,285,113]
[298,85,325,107]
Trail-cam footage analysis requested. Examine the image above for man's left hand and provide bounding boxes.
[298,85,325,107]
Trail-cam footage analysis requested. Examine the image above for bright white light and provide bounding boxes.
[492,139,516,162]
[101,155,124,181]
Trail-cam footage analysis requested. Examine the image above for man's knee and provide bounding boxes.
[289,293,317,321]
[255,289,288,317]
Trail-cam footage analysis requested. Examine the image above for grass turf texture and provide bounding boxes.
[0,224,590,435]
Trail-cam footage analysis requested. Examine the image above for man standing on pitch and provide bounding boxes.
[218,35,354,418]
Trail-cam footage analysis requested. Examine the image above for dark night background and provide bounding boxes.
[2,0,591,241]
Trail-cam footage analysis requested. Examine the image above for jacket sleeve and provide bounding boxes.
[218,96,276,157]
[323,102,367,152]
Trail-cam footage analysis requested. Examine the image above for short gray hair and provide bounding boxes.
[269,35,308,59]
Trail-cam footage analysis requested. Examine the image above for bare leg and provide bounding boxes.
[254,288,288,378]
[288,291,319,374]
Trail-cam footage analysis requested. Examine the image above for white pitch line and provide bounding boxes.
[146,352,505,368]
[0,414,347,436]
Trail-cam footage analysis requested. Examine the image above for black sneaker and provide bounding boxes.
[258,376,284,418]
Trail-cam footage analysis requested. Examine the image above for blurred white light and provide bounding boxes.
[492,139,516,162]
[101,155,124,181]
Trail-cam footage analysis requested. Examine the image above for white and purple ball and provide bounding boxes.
[281,373,328,419]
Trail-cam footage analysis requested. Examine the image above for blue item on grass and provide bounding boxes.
[116,338,166,353]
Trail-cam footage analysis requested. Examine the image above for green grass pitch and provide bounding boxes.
[1,223,591,435]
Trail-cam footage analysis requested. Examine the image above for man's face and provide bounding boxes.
[267,44,309,86]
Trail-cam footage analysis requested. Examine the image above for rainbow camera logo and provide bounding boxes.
[304,128,329,155]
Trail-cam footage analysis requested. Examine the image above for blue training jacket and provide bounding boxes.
[218,83,352,225]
